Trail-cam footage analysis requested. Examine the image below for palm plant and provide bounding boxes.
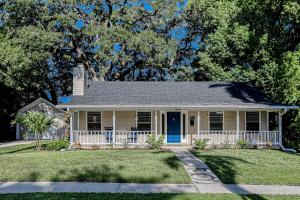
[15,111,56,151]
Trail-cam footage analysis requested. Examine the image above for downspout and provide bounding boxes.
[279,109,297,153]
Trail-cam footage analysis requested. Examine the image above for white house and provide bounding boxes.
[57,65,298,148]
[16,98,66,140]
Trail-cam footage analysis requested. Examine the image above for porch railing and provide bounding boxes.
[73,130,156,146]
[196,131,280,147]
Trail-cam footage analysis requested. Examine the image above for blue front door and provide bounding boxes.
[167,112,181,143]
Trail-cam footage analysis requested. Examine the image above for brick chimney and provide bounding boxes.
[73,64,87,96]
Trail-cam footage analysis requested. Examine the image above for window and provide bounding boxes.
[137,112,151,131]
[210,112,223,131]
[269,112,279,131]
[87,112,101,130]
[246,111,259,131]
[190,116,195,126]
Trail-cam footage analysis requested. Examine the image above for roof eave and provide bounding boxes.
[56,104,298,110]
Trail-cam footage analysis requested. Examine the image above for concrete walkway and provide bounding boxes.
[1,182,300,194]
[0,141,33,148]
[170,147,221,184]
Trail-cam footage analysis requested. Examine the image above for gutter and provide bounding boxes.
[279,109,297,153]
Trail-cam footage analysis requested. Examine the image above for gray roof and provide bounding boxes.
[19,98,65,113]
[59,81,296,109]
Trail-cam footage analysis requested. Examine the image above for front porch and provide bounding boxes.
[69,109,282,148]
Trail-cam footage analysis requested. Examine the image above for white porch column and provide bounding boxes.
[16,123,20,140]
[113,111,116,144]
[197,111,200,139]
[279,110,282,146]
[68,108,74,145]
[155,111,158,139]
[236,110,239,141]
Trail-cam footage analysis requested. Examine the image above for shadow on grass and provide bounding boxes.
[163,155,181,170]
[192,150,253,184]
[0,145,36,155]
[50,164,170,183]
[191,150,267,200]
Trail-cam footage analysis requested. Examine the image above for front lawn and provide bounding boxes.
[0,143,191,183]
[0,193,299,200]
[192,149,300,185]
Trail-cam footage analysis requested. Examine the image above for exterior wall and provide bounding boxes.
[116,111,136,130]
[79,111,87,130]
[75,110,270,132]
[261,111,268,131]
[239,111,246,131]
[73,112,79,130]
[188,111,197,136]
[200,111,209,130]
[224,111,236,130]
[18,102,65,140]
[102,111,113,130]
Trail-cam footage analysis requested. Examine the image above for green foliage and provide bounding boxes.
[147,134,165,149]
[236,139,248,149]
[194,139,209,150]
[15,111,56,150]
[44,140,69,151]
[187,0,300,149]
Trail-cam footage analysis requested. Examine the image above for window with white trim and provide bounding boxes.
[210,112,223,131]
[246,111,259,131]
[87,112,101,130]
[137,112,151,131]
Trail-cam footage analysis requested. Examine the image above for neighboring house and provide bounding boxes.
[57,65,298,148]
[16,98,66,140]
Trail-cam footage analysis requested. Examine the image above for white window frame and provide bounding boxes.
[87,111,102,131]
[136,111,152,131]
[245,111,261,132]
[208,111,224,131]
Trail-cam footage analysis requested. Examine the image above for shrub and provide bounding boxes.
[266,141,273,148]
[237,139,248,149]
[45,139,69,151]
[147,134,165,149]
[194,139,209,150]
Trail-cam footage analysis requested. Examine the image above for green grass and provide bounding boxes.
[0,143,191,183]
[0,193,299,200]
[0,142,38,154]
[192,149,300,185]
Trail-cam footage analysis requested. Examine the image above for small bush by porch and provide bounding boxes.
[192,149,300,185]
[0,143,191,184]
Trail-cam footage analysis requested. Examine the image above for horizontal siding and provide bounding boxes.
[188,111,197,136]
[102,111,113,130]
[116,111,136,130]
[73,110,269,133]
[239,111,245,131]
[200,111,208,130]
[261,111,267,131]
[224,111,236,131]
[79,111,87,130]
